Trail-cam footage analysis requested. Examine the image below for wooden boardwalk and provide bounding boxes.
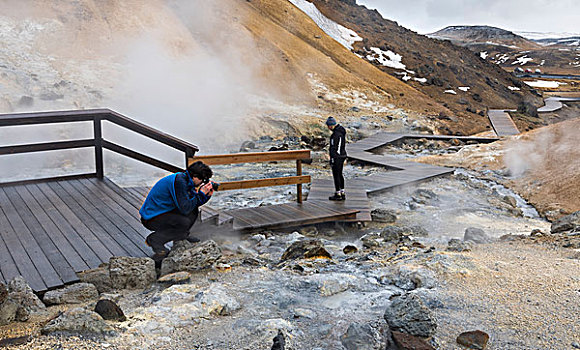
[0,177,151,292]
[488,110,520,136]
[307,179,371,222]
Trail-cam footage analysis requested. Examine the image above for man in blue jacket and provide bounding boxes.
[140,161,215,260]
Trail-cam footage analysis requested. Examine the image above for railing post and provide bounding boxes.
[94,116,103,179]
[185,148,195,170]
[296,159,302,203]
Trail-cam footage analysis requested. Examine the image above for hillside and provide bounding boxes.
[306,0,543,135]
[429,25,580,76]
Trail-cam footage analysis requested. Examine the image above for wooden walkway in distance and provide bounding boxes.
[0,177,150,292]
[488,110,520,136]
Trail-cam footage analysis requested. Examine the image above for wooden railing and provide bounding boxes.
[0,109,199,183]
[191,150,311,203]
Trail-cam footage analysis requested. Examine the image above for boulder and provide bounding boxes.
[271,329,286,350]
[341,323,393,350]
[447,238,472,252]
[551,211,580,234]
[109,256,156,290]
[456,330,489,350]
[43,283,98,305]
[77,263,113,293]
[41,307,116,337]
[280,239,331,261]
[384,294,437,337]
[7,276,45,319]
[94,299,126,322]
[463,227,491,244]
[392,331,435,350]
[361,232,384,248]
[157,271,191,284]
[160,240,222,275]
[0,297,19,326]
[395,266,437,290]
[371,208,397,223]
[381,226,404,242]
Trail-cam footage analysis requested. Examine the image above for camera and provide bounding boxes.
[204,180,220,191]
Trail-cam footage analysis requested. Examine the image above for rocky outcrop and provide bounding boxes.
[109,256,156,290]
[280,239,331,261]
[371,208,397,223]
[41,307,116,337]
[464,227,491,243]
[43,283,98,305]
[77,263,113,293]
[384,294,437,337]
[160,240,222,276]
[551,211,580,234]
[0,277,45,325]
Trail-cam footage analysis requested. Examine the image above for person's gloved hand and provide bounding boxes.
[200,182,214,196]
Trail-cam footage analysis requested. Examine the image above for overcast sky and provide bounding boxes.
[356,0,580,35]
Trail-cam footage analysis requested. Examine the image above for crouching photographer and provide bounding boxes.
[139,160,219,261]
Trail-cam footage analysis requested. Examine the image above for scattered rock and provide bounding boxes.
[161,240,222,275]
[77,263,113,293]
[457,330,489,349]
[7,276,45,319]
[293,308,315,319]
[447,238,472,252]
[392,331,435,350]
[551,211,580,234]
[464,227,491,244]
[572,341,580,349]
[43,283,98,305]
[381,226,404,242]
[0,297,19,326]
[280,239,332,261]
[41,307,116,337]
[0,283,7,304]
[17,96,33,107]
[158,271,192,284]
[384,294,437,337]
[0,335,32,347]
[501,195,517,208]
[394,266,437,290]
[361,232,384,248]
[94,299,126,322]
[343,245,358,254]
[109,256,156,290]
[371,208,398,223]
[341,323,391,350]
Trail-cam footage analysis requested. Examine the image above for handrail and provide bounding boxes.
[190,149,311,203]
[0,109,198,182]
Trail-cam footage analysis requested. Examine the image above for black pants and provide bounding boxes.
[141,209,198,250]
[331,157,345,192]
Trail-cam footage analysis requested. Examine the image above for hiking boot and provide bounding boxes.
[186,236,201,243]
[145,236,168,254]
[340,193,346,200]
[329,193,344,201]
[151,250,168,264]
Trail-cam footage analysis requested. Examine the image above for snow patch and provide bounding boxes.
[413,77,427,83]
[288,0,362,50]
[508,86,521,91]
[512,55,533,65]
[444,90,457,95]
[524,80,567,88]
[365,47,406,70]
[480,51,488,59]
[458,87,470,92]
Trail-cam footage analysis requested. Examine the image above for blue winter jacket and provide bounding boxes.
[139,172,210,220]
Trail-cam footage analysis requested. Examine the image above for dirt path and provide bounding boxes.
[433,241,580,349]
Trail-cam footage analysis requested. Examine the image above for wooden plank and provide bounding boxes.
[103,140,183,174]
[36,182,112,266]
[5,186,78,284]
[19,184,88,272]
[0,192,47,291]
[218,176,311,191]
[26,183,103,269]
[67,180,149,255]
[54,181,144,258]
[190,150,311,165]
[0,139,94,156]
[0,211,21,284]
[0,188,62,289]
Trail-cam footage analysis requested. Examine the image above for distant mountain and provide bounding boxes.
[427,25,580,76]
[428,26,540,50]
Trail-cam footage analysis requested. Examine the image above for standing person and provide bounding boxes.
[139,161,216,261]
[326,116,347,201]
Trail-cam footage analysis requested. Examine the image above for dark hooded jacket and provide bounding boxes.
[329,124,347,159]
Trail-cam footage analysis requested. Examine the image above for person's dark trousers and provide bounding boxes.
[331,157,345,191]
[141,209,198,252]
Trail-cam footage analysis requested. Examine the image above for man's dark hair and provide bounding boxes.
[186,161,213,181]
